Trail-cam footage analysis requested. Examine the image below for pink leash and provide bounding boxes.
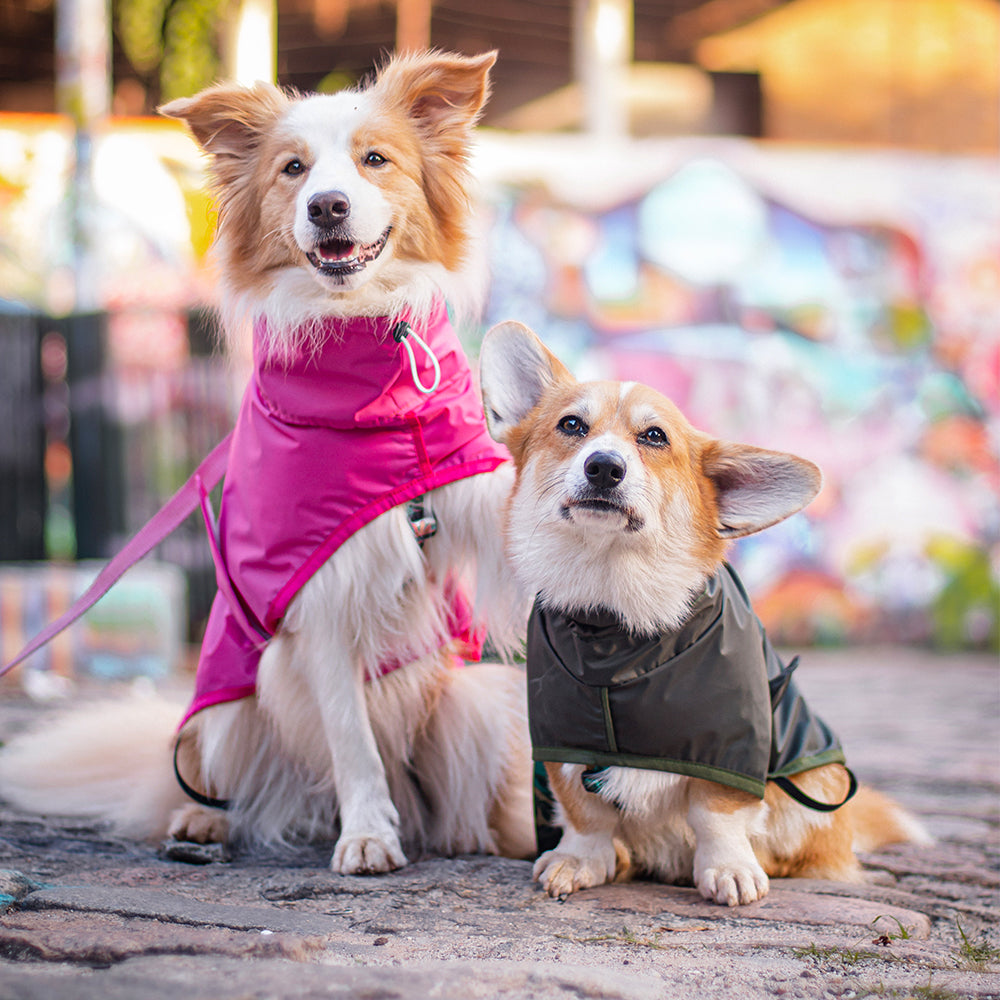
[0,433,232,680]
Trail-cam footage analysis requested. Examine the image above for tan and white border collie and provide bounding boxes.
[479,321,927,905]
[176,50,494,358]
[0,51,535,874]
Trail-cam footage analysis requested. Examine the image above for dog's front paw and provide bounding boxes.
[167,803,229,844]
[532,849,615,898]
[695,860,769,906]
[332,831,408,875]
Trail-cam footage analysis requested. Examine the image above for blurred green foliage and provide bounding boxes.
[928,536,1000,652]
[116,0,229,102]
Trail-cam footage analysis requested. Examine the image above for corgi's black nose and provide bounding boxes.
[584,451,626,490]
[308,191,350,227]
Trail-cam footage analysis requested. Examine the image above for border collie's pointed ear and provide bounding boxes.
[159,82,289,158]
[480,321,572,444]
[702,440,822,538]
[376,50,497,138]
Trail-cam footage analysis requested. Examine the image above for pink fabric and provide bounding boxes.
[180,299,508,727]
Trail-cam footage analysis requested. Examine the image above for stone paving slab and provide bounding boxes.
[0,909,327,964]
[0,956,675,1000]
[20,884,350,935]
[0,646,996,999]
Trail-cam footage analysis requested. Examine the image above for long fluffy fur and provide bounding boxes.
[0,51,535,873]
[0,694,189,839]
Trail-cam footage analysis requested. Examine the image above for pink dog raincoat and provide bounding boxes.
[182,298,508,728]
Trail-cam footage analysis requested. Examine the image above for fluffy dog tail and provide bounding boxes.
[849,786,932,851]
[0,693,188,840]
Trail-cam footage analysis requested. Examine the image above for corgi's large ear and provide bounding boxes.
[480,321,573,444]
[159,82,289,159]
[701,440,822,538]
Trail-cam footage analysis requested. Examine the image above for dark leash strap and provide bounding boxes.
[773,767,859,812]
[533,762,561,855]
[173,738,231,811]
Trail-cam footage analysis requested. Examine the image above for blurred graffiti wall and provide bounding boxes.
[475,134,999,650]
[0,119,996,653]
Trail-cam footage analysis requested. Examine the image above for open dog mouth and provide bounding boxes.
[306,227,391,276]
[563,497,645,532]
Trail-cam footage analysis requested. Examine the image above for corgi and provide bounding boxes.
[478,320,927,906]
[0,51,536,875]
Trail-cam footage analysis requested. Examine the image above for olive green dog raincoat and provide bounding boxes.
[527,563,850,803]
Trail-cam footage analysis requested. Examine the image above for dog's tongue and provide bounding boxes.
[317,239,355,262]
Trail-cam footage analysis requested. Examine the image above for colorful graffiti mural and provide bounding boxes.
[477,139,999,650]
[0,120,996,656]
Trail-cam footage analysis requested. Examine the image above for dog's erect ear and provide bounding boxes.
[480,321,573,444]
[375,50,497,140]
[159,82,289,159]
[701,440,822,538]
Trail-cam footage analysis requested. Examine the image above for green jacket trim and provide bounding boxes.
[769,747,847,779]
[532,746,769,797]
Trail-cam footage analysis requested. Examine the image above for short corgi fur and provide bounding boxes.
[0,51,535,875]
[479,321,927,906]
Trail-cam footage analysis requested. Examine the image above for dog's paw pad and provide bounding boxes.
[533,850,612,898]
[697,864,769,906]
[332,834,408,875]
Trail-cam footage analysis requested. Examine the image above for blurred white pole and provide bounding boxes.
[55,0,110,125]
[574,0,633,137]
[55,0,110,313]
[230,0,277,85]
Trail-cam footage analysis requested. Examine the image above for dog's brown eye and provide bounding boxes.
[364,151,387,166]
[557,415,588,437]
[283,159,305,176]
[638,427,669,447]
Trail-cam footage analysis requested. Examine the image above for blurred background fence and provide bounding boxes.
[0,304,233,682]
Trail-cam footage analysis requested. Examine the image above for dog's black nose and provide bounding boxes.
[584,451,626,490]
[308,191,351,227]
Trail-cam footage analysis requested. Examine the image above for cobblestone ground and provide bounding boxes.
[0,646,996,1000]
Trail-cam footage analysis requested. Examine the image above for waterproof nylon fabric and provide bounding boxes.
[526,563,845,798]
[181,299,509,728]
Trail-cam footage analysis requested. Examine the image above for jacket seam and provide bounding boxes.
[599,688,618,753]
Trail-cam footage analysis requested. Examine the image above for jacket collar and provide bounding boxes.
[252,299,454,428]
